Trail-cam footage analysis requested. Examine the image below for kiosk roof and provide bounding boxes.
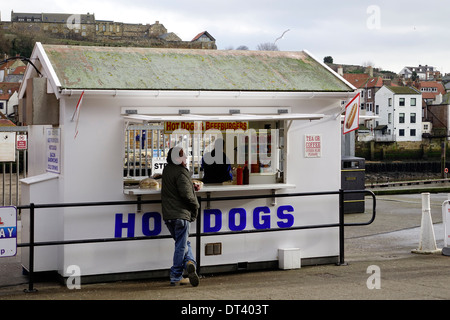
[41,44,353,92]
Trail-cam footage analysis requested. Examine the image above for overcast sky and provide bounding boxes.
[2,0,450,74]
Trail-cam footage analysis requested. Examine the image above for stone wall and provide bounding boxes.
[356,139,448,160]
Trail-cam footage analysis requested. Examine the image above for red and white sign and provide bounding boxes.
[305,134,322,158]
[343,93,360,134]
[16,134,27,150]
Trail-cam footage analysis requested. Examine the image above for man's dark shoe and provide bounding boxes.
[186,261,199,287]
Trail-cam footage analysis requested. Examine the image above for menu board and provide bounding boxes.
[0,132,16,162]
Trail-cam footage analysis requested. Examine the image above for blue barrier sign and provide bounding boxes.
[0,206,17,257]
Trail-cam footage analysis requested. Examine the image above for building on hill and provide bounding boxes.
[11,11,95,24]
[399,65,441,81]
[1,11,217,50]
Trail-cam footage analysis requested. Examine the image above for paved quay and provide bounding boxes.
[1,186,449,301]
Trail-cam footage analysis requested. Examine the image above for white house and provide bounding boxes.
[399,67,413,79]
[399,65,440,81]
[0,86,19,117]
[374,85,422,142]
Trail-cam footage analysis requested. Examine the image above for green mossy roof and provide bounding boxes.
[43,45,353,92]
[387,86,421,94]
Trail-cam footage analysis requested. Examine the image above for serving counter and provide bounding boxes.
[123,183,296,195]
[124,183,296,211]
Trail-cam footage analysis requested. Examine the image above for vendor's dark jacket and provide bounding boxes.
[161,163,199,222]
[201,150,232,184]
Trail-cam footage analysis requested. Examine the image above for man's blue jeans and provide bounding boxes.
[165,219,196,282]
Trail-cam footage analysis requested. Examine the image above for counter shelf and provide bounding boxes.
[124,183,296,211]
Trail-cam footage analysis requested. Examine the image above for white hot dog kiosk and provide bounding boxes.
[18,43,356,281]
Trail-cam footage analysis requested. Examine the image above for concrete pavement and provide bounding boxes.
[1,190,449,301]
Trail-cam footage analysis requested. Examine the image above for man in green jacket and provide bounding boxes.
[162,146,200,286]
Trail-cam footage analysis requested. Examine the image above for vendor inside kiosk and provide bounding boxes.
[201,138,232,184]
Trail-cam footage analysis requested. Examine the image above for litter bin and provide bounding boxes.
[341,156,365,214]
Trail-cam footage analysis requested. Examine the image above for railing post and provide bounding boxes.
[24,202,37,293]
[337,189,347,266]
[196,196,202,275]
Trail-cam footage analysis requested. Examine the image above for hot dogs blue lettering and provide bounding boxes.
[114,212,161,238]
[114,205,295,238]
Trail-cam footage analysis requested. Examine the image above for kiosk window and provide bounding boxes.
[124,123,166,178]
[124,120,285,185]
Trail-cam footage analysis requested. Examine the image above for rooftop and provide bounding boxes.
[41,44,353,92]
[387,86,420,95]
[0,119,16,127]
[343,74,370,88]
[418,81,446,99]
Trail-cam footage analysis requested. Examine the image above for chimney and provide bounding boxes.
[337,66,343,77]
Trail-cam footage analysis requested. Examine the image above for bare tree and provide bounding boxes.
[257,42,279,51]
[236,45,249,50]
[362,60,375,68]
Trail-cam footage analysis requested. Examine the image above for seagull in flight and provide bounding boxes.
[274,29,290,44]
